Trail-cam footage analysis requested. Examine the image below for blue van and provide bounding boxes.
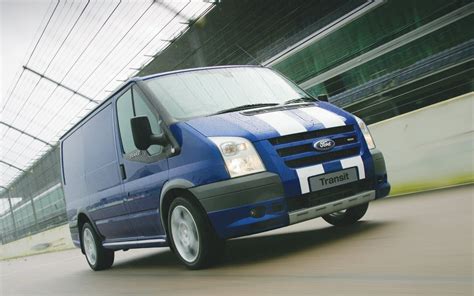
[60,65,390,270]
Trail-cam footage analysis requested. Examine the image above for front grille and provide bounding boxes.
[277,136,357,157]
[268,124,360,169]
[287,179,372,212]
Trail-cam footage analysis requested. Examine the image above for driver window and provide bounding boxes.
[116,86,164,157]
[116,89,135,154]
[132,87,163,156]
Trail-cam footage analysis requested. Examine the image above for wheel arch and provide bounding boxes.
[76,212,102,254]
[159,179,197,235]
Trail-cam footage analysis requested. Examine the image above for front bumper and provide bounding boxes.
[190,172,284,212]
[190,172,289,239]
[370,148,391,199]
[191,151,390,239]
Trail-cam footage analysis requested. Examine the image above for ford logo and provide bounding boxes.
[313,139,335,151]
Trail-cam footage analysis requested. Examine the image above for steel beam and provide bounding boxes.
[0,121,52,147]
[23,65,98,104]
[0,160,27,172]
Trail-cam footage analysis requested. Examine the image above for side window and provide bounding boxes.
[116,86,164,157]
[116,90,136,154]
[133,88,163,155]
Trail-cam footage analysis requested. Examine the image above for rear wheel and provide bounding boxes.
[82,223,114,271]
[322,203,369,226]
[168,197,224,269]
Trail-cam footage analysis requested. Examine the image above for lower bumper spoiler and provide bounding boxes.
[289,190,376,224]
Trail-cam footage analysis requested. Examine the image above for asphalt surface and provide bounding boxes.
[1,185,473,296]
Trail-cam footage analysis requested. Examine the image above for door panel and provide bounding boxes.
[122,159,168,237]
[80,104,135,240]
[114,85,169,239]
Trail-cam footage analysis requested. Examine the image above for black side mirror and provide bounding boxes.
[131,116,167,151]
[317,94,329,102]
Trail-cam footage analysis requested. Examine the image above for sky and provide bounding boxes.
[0,0,51,102]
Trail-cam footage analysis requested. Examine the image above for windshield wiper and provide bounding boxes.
[283,97,317,105]
[213,103,279,115]
[212,98,316,115]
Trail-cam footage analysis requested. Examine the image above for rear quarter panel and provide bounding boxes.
[61,103,124,239]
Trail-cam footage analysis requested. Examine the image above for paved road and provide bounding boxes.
[1,185,473,296]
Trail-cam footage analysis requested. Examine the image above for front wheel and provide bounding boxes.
[322,203,369,226]
[82,223,114,271]
[168,197,224,269]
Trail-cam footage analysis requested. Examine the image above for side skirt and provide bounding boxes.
[102,237,168,250]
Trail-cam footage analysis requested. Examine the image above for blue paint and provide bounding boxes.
[60,66,390,252]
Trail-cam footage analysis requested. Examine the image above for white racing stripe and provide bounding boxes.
[256,112,306,136]
[341,155,365,179]
[300,107,346,128]
[296,164,325,194]
[296,157,365,195]
[255,108,357,195]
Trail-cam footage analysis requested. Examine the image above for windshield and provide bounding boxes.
[144,67,310,120]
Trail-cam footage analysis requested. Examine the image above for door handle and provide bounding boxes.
[119,164,127,180]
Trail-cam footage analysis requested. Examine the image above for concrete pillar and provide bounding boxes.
[29,194,39,234]
[7,193,18,242]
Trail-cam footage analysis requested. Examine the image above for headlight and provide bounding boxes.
[209,137,266,178]
[355,116,376,150]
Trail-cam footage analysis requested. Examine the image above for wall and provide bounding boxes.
[0,224,73,260]
[0,146,67,244]
[369,92,473,194]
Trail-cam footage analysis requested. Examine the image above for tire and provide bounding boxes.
[322,203,369,226]
[81,222,115,271]
[168,197,225,269]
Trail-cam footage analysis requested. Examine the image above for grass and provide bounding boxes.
[389,174,474,196]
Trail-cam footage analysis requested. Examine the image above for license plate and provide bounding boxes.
[309,167,358,192]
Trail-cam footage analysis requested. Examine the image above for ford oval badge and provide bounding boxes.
[313,139,335,151]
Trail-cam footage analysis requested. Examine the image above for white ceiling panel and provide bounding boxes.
[0,163,21,190]
[0,0,215,188]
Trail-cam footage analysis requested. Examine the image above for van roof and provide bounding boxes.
[59,65,263,141]
[140,64,262,81]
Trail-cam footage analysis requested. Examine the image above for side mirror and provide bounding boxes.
[317,94,329,102]
[131,116,167,151]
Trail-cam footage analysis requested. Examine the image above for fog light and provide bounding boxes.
[377,174,387,184]
[250,206,266,218]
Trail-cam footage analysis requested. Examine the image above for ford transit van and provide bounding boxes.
[60,65,390,270]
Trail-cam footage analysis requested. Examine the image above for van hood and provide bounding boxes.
[185,102,356,142]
